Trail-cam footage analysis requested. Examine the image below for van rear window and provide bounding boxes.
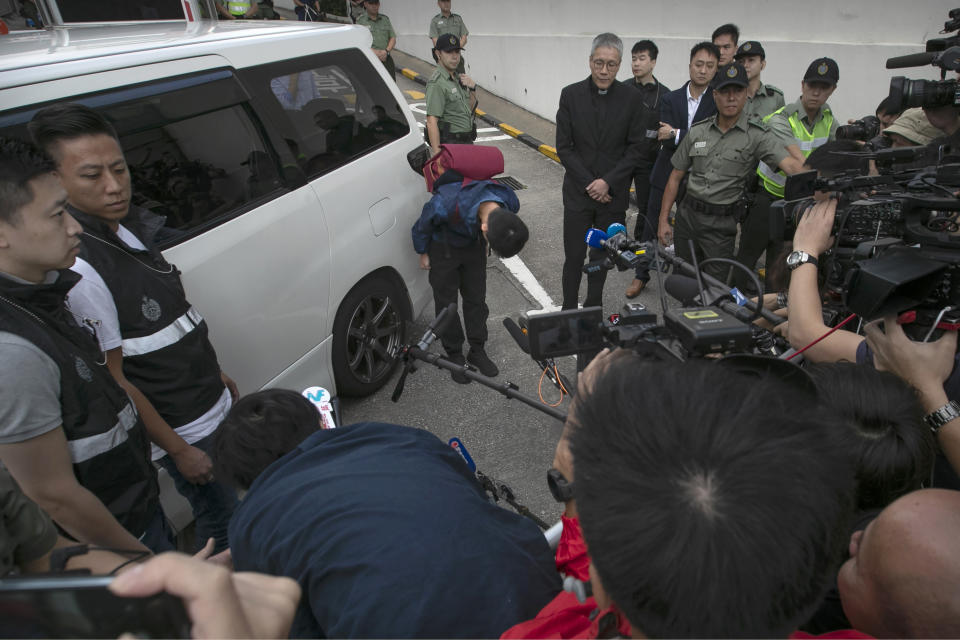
[239,48,410,179]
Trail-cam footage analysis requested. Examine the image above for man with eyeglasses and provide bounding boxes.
[556,32,650,310]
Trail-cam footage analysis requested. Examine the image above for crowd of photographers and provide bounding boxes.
[2,13,960,640]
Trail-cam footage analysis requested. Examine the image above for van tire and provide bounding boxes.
[332,276,406,396]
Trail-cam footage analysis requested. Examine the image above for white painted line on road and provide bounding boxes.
[409,102,427,115]
[500,255,557,311]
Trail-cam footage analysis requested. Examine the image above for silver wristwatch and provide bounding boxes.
[925,400,960,434]
[786,250,818,271]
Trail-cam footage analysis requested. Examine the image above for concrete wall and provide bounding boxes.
[376,0,953,128]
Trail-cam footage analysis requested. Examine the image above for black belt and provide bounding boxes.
[439,131,475,143]
[684,195,737,216]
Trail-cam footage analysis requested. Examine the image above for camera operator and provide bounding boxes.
[508,349,859,638]
[786,198,960,477]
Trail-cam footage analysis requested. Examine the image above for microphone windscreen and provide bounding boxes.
[606,222,628,237]
[664,274,702,305]
[885,52,937,69]
[584,228,608,248]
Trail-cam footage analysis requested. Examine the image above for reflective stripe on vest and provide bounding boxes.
[757,107,834,198]
[228,0,250,13]
[67,403,138,463]
[121,306,203,357]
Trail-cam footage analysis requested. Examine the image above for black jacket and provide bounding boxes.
[556,77,651,212]
[71,205,225,429]
[0,270,159,537]
[650,81,717,189]
[632,77,670,168]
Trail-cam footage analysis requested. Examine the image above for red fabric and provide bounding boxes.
[500,591,631,639]
[555,514,589,581]
[790,630,873,639]
[423,144,504,192]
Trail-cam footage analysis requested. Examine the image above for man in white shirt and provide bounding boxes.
[29,104,238,554]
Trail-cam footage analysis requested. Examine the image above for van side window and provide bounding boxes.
[239,49,410,179]
[102,74,289,240]
[0,71,297,246]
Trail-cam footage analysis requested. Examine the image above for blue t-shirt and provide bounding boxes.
[229,422,560,638]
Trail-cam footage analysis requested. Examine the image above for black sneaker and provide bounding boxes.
[468,348,499,377]
[447,353,470,384]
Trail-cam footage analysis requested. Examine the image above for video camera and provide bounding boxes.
[885,8,960,111]
[775,160,960,338]
[836,116,882,143]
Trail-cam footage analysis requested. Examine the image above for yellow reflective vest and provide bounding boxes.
[227,0,251,15]
[756,106,834,198]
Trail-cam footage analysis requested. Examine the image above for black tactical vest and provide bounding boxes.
[70,206,225,429]
[0,270,159,536]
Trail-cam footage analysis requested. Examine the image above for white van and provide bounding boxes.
[0,19,432,398]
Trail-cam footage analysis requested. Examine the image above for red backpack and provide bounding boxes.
[423,144,504,192]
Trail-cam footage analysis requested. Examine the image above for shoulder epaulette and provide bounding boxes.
[747,116,770,130]
[691,117,712,128]
[765,85,784,96]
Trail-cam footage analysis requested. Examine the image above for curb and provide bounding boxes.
[400,67,561,166]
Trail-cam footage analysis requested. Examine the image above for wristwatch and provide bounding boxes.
[547,468,574,502]
[786,250,818,271]
[925,400,960,434]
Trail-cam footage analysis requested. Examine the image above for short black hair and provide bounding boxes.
[212,389,321,491]
[804,140,870,177]
[808,362,935,511]
[631,39,658,60]
[875,96,902,118]
[28,103,120,161]
[690,41,720,62]
[0,136,56,225]
[712,23,740,44]
[485,207,528,258]
[571,354,855,637]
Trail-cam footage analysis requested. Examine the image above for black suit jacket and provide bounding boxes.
[556,77,650,212]
[650,81,717,189]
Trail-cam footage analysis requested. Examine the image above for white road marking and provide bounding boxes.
[499,256,557,311]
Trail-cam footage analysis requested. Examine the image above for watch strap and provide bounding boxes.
[925,400,960,434]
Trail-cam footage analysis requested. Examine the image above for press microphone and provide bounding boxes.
[584,228,608,249]
[885,52,938,69]
[606,222,628,238]
[663,274,702,305]
[502,317,531,355]
[302,386,337,429]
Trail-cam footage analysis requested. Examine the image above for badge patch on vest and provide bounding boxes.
[74,356,93,382]
[141,296,162,322]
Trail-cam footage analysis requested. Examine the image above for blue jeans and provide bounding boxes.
[157,431,238,553]
[140,504,175,553]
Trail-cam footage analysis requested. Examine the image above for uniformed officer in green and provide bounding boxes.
[425,33,478,155]
[734,41,784,119]
[733,56,839,291]
[429,0,469,74]
[357,0,397,80]
[658,63,805,282]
